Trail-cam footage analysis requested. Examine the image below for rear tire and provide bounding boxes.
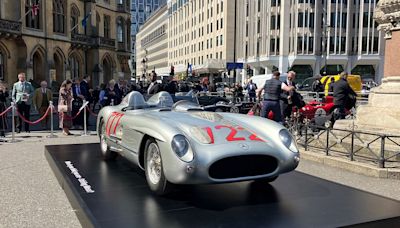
[144,138,172,195]
[99,120,118,161]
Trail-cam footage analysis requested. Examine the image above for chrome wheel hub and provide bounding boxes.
[147,143,162,185]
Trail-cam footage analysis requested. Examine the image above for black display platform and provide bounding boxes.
[45,143,400,228]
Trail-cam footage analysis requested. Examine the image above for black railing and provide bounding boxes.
[98,37,115,49]
[71,33,96,47]
[0,19,22,35]
[287,119,400,169]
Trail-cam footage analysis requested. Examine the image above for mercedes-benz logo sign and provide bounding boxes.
[239,143,249,150]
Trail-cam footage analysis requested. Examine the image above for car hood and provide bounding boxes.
[152,111,276,146]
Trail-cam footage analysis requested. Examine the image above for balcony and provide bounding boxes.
[117,4,129,13]
[98,37,116,49]
[71,33,96,49]
[0,19,21,38]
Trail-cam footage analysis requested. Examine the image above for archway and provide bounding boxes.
[33,51,45,84]
[102,57,112,84]
[54,51,64,84]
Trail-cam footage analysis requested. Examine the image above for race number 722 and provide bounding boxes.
[204,125,265,144]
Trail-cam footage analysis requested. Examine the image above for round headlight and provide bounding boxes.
[171,135,189,157]
[279,129,298,153]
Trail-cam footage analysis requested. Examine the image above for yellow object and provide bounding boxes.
[320,75,362,96]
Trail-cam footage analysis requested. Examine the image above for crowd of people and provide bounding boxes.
[0,69,359,137]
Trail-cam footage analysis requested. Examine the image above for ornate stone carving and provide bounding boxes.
[374,0,400,39]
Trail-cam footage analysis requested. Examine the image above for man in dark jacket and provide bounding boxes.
[280,71,297,120]
[257,71,294,124]
[147,72,163,95]
[332,72,357,120]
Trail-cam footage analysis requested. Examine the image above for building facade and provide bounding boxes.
[0,0,131,89]
[236,0,384,82]
[130,0,166,77]
[135,5,168,81]
[167,0,236,78]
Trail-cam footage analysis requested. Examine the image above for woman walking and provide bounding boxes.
[0,81,9,137]
[58,80,73,136]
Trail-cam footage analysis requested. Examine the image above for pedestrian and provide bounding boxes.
[280,71,297,120]
[245,79,257,102]
[102,79,119,106]
[257,71,295,124]
[12,72,34,133]
[332,72,357,121]
[99,83,107,107]
[114,77,125,105]
[164,75,178,95]
[32,81,53,130]
[72,78,84,129]
[0,81,9,137]
[147,71,163,95]
[58,79,73,136]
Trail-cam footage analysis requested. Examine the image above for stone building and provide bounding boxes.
[0,0,131,89]
[135,4,168,81]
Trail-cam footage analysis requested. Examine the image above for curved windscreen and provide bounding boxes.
[123,91,148,110]
[147,92,174,108]
[172,100,203,112]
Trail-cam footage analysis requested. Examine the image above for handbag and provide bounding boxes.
[58,104,68,113]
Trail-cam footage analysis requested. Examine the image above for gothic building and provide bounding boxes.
[0,0,131,88]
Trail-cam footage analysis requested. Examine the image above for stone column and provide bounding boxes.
[336,0,400,133]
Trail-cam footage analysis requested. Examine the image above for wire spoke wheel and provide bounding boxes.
[146,143,162,185]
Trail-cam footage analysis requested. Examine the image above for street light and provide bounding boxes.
[141,48,148,83]
[322,2,331,76]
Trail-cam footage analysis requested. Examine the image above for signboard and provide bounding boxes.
[226,62,244,71]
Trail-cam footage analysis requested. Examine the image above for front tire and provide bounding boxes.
[144,138,172,195]
[99,120,118,160]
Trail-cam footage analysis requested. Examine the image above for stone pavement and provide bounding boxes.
[0,131,400,228]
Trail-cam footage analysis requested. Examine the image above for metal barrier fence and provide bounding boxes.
[287,119,400,168]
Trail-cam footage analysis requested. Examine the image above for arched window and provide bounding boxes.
[104,15,110,38]
[53,0,66,33]
[71,5,80,34]
[69,55,80,79]
[117,18,124,43]
[26,0,41,29]
[0,52,4,81]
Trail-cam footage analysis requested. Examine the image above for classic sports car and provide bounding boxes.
[97,91,300,195]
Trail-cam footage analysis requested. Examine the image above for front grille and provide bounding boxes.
[209,155,278,179]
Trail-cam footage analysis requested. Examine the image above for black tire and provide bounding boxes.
[144,138,172,195]
[99,120,118,161]
[254,176,279,184]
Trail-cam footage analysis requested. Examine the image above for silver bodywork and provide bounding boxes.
[97,91,300,184]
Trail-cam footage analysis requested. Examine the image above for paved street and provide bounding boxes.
[0,130,399,228]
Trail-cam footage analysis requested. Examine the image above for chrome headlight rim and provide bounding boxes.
[171,134,194,162]
[279,129,299,153]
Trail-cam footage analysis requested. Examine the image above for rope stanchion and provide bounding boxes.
[47,101,57,138]
[11,100,16,143]
[59,108,84,121]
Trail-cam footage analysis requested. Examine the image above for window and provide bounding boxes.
[53,0,66,33]
[220,35,223,45]
[71,5,80,34]
[104,15,110,38]
[220,18,223,29]
[69,55,80,80]
[0,52,4,81]
[26,0,41,29]
[257,18,260,33]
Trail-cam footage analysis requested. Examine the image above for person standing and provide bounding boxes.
[0,81,9,137]
[71,78,85,129]
[332,72,357,121]
[257,71,294,124]
[147,72,163,95]
[102,80,119,106]
[114,77,125,104]
[245,79,258,102]
[33,81,53,130]
[280,71,297,120]
[58,80,73,135]
[12,73,34,133]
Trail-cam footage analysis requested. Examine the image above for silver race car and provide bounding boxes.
[97,91,300,195]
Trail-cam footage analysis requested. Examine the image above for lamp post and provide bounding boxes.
[141,49,148,84]
[322,2,330,76]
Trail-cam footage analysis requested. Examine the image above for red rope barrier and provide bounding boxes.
[0,106,12,117]
[59,108,84,120]
[86,106,98,117]
[16,106,51,125]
